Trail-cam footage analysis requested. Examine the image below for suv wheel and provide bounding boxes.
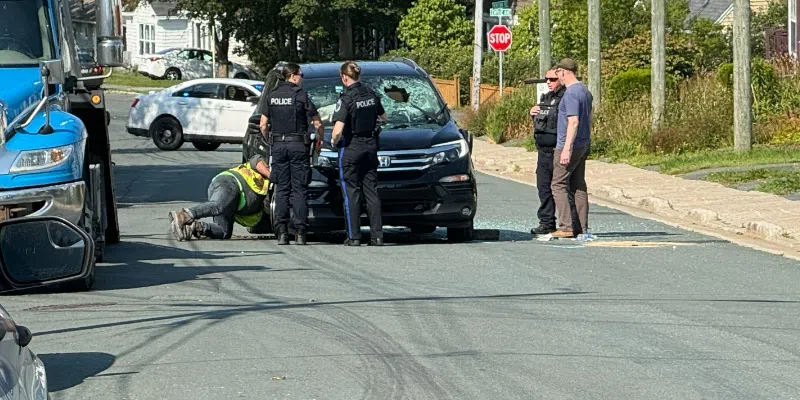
[192,141,221,151]
[447,220,474,242]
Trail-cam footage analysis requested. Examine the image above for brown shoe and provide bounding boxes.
[552,229,576,239]
[168,209,194,241]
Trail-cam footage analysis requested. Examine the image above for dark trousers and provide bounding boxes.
[338,136,382,240]
[271,141,310,234]
[188,176,239,239]
[537,147,579,231]
[552,145,590,234]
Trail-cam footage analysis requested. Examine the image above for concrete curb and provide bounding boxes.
[471,140,800,260]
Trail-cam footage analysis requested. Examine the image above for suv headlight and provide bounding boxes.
[11,144,74,173]
[432,139,469,164]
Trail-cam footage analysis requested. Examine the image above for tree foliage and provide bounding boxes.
[397,0,472,49]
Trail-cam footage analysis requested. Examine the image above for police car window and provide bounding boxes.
[173,83,221,99]
[223,85,252,102]
[304,76,444,127]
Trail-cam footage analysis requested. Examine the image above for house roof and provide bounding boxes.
[71,0,96,23]
[687,0,733,24]
[150,1,179,17]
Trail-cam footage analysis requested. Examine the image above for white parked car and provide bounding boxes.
[126,78,264,151]
[138,47,260,81]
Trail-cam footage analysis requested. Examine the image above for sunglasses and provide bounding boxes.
[546,77,558,82]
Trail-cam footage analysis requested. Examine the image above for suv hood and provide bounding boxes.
[323,121,464,151]
[0,68,43,123]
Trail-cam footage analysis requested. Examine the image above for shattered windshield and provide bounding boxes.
[304,75,446,128]
[0,0,55,66]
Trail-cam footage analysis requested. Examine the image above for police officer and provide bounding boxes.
[530,67,578,236]
[260,63,324,245]
[330,61,388,246]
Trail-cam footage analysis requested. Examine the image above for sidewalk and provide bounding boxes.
[470,139,800,260]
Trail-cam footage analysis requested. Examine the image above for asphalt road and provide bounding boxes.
[3,93,799,400]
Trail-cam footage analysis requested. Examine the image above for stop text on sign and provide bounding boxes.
[487,25,512,52]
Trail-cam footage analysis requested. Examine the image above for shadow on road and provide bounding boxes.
[113,147,242,155]
[95,241,280,291]
[39,352,115,392]
[113,164,227,204]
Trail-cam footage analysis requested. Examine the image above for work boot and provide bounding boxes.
[277,233,290,245]
[168,209,194,241]
[295,233,307,245]
[531,224,556,236]
[368,238,384,247]
[552,229,576,239]
[190,221,204,239]
[343,238,361,246]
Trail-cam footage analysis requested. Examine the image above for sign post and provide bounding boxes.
[487,24,512,97]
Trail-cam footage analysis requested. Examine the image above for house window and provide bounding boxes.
[138,23,155,55]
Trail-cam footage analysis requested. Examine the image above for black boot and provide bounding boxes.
[368,238,384,246]
[295,233,307,245]
[277,233,290,245]
[531,224,556,236]
[343,238,361,246]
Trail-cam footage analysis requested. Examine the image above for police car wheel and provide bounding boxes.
[151,117,184,151]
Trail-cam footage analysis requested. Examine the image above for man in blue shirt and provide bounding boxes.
[551,58,593,238]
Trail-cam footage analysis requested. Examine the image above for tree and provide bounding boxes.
[397,0,473,49]
[173,0,244,77]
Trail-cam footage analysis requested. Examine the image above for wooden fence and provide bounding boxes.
[430,76,516,108]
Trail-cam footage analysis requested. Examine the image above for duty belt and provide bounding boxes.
[270,133,306,143]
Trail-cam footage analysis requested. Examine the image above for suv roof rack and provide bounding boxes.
[384,57,427,77]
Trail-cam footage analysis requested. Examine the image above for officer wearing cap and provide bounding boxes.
[330,61,388,246]
[260,62,324,245]
[529,66,578,236]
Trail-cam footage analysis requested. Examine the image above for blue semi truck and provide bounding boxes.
[0,0,124,290]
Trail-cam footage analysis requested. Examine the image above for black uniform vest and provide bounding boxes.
[533,85,565,148]
[267,83,308,135]
[343,84,379,137]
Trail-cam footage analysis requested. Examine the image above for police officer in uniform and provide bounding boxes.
[530,67,577,236]
[260,63,324,245]
[330,61,388,246]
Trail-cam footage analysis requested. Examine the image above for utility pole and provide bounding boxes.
[539,0,551,77]
[588,0,601,109]
[471,0,483,110]
[651,0,665,133]
[733,0,752,151]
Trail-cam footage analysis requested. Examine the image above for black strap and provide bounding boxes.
[269,134,306,143]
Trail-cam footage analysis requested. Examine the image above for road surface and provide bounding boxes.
[3,93,799,399]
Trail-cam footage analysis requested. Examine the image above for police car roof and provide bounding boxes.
[179,77,264,88]
[299,60,426,79]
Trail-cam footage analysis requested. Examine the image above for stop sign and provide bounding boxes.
[487,25,512,52]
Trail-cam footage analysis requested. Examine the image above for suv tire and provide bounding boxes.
[447,220,474,242]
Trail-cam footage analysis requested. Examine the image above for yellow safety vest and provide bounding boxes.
[217,163,269,228]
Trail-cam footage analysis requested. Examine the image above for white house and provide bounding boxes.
[122,0,251,69]
[70,0,97,55]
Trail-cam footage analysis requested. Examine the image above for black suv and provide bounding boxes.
[241,58,477,241]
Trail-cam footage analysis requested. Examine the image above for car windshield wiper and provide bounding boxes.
[405,102,445,126]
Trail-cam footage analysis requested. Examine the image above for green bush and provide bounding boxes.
[482,86,539,143]
[607,68,651,103]
[716,59,781,118]
[397,0,473,49]
[602,32,698,80]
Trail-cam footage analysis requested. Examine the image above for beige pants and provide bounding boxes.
[552,146,589,233]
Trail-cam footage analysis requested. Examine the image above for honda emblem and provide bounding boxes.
[379,156,391,168]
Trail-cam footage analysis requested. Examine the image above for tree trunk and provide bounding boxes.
[289,29,298,60]
[211,19,230,78]
[339,11,353,60]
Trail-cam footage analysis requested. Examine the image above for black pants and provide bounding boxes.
[271,141,310,234]
[537,147,578,230]
[338,136,382,240]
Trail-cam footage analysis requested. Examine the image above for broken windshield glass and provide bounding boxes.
[304,75,446,128]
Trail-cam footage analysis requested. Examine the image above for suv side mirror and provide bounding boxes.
[0,216,93,293]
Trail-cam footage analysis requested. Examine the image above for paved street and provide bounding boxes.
[3,93,799,399]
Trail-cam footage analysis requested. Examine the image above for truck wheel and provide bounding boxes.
[447,220,474,242]
[82,159,107,264]
[192,141,221,151]
[151,117,184,150]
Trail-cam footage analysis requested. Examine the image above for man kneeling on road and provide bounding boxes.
[168,155,271,241]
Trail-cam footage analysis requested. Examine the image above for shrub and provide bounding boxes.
[648,76,734,153]
[482,86,539,143]
[607,68,651,103]
[460,105,492,137]
[397,0,473,49]
[716,58,781,118]
[602,32,698,80]
[591,97,652,159]
[755,112,800,144]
